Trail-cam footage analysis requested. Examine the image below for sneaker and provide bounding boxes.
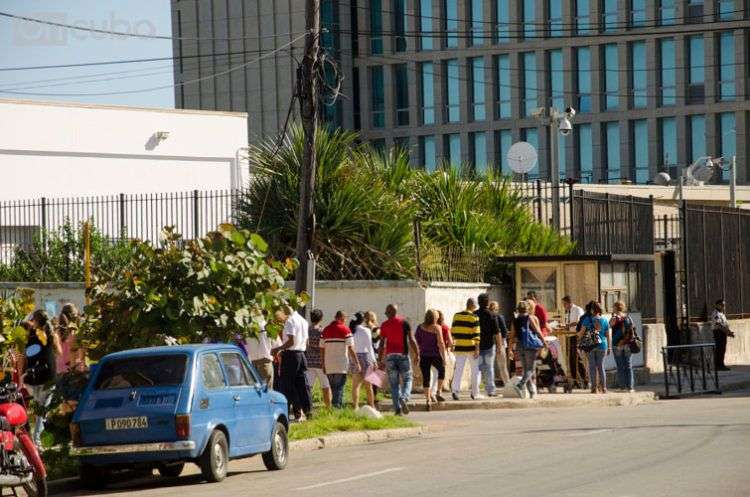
[436,394,446,402]
[394,409,403,416]
[399,398,410,415]
[529,390,537,400]
[628,389,635,393]
[512,384,523,398]
[451,393,459,401]
[471,394,486,400]
[487,392,498,397]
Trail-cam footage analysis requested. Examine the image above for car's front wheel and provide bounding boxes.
[262,422,288,471]
[158,463,185,478]
[200,430,229,483]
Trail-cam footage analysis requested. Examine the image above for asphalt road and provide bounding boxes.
[57,392,750,497]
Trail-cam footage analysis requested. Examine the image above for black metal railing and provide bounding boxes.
[661,343,720,398]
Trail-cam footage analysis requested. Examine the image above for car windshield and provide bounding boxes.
[95,354,187,390]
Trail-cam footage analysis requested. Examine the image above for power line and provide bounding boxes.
[0,11,307,42]
[0,47,295,72]
[0,33,307,97]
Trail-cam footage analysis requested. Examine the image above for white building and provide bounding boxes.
[0,98,249,200]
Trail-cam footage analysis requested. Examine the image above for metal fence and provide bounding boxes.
[570,190,654,256]
[654,214,681,250]
[661,344,720,398]
[0,190,238,264]
[512,181,574,237]
[683,204,750,320]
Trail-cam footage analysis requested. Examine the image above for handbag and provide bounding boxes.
[578,322,602,352]
[518,316,544,351]
[629,331,642,354]
[364,367,386,388]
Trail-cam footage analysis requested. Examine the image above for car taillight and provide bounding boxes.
[175,415,190,439]
[69,422,82,447]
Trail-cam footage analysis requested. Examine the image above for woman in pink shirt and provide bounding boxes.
[56,303,85,373]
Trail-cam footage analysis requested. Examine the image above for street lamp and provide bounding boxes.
[534,106,576,231]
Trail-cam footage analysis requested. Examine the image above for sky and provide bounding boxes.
[0,0,175,108]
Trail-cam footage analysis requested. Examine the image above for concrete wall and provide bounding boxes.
[0,282,85,319]
[690,319,750,367]
[643,323,669,374]
[0,98,248,200]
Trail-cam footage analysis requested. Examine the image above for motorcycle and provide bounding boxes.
[0,382,47,497]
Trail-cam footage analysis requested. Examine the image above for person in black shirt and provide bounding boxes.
[474,293,504,398]
[489,300,510,386]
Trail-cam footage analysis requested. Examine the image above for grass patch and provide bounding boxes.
[289,408,416,441]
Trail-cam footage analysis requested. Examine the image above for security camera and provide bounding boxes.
[558,117,572,136]
[565,107,576,118]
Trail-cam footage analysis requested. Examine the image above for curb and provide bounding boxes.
[398,391,657,412]
[290,426,427,452]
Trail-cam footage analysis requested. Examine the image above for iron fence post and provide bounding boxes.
[413,219,422,280]
[700,346,707,390]
[535,180,542,222]
[193,189,200,239]
[119,193,126,239]
[605,193,611,254]
[40,196,47,250]
[662,347,670,398]
[568,181,574,237]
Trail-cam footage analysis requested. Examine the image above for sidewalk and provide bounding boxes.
[645,364,750,397]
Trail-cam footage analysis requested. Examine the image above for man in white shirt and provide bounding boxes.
[562,296,585,331]
[272,308,312,421]
[711,299,734,371]
[246,321,282,389]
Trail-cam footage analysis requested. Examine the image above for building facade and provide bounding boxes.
[171,0,750,184]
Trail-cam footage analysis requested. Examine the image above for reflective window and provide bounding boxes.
[630,0,647,26]
[632,119,649,184]
[576,0,592,35]
[221,353,253,387]
[605,122,621,182]
[446,133,461,167]
[445,59,460,122]
[659,39,676,106]
[394,0,407,52]
[689,115,706,163]
[421,135,437,171]
[201,354,225,390]
[371,66,385,128]
[395,64,409,126]
[370,0,383,54]
[659,0,675,25]
[719,32,735,101]
[577,123,593,182]
[523,0,535,38]
[471,132,488,172]
[603,44,619,110]
[716,0,736,20]
[471,0,483,46]
[497,0,510,41]
[660,117,677,167]
[689,35,705,84]
[576,47,592,112]
[421,62,435,125]
[549,0,563,37]
[522,52,538,117]
[498,129,513,175]
[602,0,618,31]
[549,49,564,110]
[521,128,539,176]
[719,112,736,181]
[445,0,459,48]
[631,41,647,108]
[420,0,433,50]
[471,57,486,121]
[496,54,511,118]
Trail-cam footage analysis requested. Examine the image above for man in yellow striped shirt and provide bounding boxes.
[450,298,481,400]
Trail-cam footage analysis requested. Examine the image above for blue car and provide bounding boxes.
[70,344,289,488]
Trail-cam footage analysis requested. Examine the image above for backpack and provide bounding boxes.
[516,315,543,351]
[625,316,642,353]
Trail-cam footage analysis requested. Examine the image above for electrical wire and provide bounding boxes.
[0,33,308,97]
[0,10,307,42]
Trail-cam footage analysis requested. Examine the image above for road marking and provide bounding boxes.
[566,429,611,437]
[295,467,405,491]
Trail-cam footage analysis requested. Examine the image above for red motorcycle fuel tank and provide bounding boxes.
[0,402,28,426]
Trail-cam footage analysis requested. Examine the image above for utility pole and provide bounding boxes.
[548,113,561,231]
[295,0,320,309]
[730,155,737,209]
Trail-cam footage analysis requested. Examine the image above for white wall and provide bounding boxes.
[0,99,248,200]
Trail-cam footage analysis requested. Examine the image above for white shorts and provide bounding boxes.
[305,368,330,389]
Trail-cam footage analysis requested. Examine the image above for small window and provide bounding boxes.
[201,354,226,389]
[95,354,187,390]
[221,353,253,387]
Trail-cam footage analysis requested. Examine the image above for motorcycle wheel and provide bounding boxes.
[21,475,48,497]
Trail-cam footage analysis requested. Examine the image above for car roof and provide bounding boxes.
[103,343,243,360]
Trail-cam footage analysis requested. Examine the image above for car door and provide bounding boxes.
[193,353,237,453]
[219,352,271,451]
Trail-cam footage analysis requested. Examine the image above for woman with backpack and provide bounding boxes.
[509,300,544,399]
[610,301,636,392]
[577,301,612,394]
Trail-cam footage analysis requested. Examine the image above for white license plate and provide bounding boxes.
[105,416,148,430]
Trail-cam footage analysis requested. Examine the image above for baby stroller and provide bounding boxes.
[535,345,573,393]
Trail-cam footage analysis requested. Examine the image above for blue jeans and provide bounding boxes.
[518,348,538,395]
[385,354,413,413]
[613,347,634,390]
[477,347,496,395]
[327,374,347,408]
[588,348,607,391]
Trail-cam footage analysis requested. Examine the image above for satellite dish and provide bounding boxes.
[507,141,538,174]
[687,156,715,183]
[653,172,671,186]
